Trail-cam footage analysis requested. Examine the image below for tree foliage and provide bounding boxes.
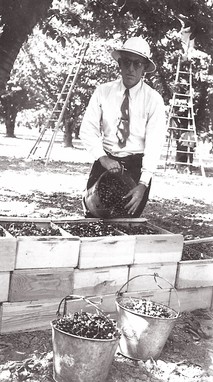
[0,0,212,139]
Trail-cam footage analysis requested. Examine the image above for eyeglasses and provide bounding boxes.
[120,58,146,70]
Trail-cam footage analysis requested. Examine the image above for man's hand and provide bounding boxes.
[99,155,121,172]
[123,183,147,215]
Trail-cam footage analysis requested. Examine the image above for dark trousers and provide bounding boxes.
[86,153,151,217]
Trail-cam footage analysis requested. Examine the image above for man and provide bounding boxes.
[80,36,166,217]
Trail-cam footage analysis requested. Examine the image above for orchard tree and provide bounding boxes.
[1,0,212,138]
[0,0,53,93]
[0,0,87,137]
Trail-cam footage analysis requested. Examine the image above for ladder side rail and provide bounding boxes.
[189,95,206,177]
[26,57,78,160]
[44,43,89,164]
[27,42,89,161]
[164,93,177,169]
[164,129,174,170]
[59,42,88,93]
[26,122,51,158]
[175,56,181,84]
[53,42,87,106]
[49,42,89,119]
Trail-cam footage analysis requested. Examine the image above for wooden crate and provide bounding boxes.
[170,286,213,312]
[53,218,182,268]
[53,218,135,268]
[73,266,129,296]
[9,268,74,302]
[15,237,80,269]
[127,263,178,291]
[0,225,16,271]
[0,218,80,269]
[175,259,213,288]
[134,234,183,263]
[79,236,135,268]
[106,219,183,263]
[0,272,10,302]
[0,299,60,333]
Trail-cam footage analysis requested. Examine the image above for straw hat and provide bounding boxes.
[111,36,156,73]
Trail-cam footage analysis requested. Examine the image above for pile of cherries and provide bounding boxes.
[114,223,158,235]
[54,311,120,340]
[98,173,131,218]
[61,221,120,237]
[120,298,177,319]
[3,222,61,237]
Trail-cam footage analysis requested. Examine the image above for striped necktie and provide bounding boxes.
[116,88,130,148]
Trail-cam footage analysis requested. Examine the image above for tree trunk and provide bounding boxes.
[0,0,52,94]
[4,104,17,137]
[63,120,74,147]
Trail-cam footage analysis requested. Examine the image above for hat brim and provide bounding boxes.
[111,49,156,73]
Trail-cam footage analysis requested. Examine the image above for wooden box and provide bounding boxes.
[53,218,135,268]
[73,266,129,296]
[0,218,80,269]
[0,224,16,271]
[127,263,178,291]
[53,218,183,269]
[9,268,74,302]
[170,286,213,312]
[105,219,183,264]
[175,259,213,288]
[0,299,60,333]
[0,272,10,302]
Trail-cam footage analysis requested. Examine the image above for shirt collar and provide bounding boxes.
[120,79,143,99]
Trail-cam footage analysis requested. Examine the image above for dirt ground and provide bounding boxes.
[0,129,213,381]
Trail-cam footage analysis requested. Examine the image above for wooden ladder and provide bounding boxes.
[165,56,205,176]
[27,40,89,164]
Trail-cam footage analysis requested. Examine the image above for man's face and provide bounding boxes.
[119,52,147,88]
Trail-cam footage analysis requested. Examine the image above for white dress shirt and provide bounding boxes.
[80,78,166,185]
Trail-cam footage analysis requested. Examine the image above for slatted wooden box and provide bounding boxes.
[0,223,16,271]
[73,266,129,296]
[53,218,183,269]
[0,224,16,303]
[175,258,213,289]
[106,219,184,264]
[0,299,60,333]
[9,267,75,302]
[0,217,80,269]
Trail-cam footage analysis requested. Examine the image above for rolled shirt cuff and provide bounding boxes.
[139,170,152,187]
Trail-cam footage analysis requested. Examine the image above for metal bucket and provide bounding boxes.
[116,274,180,361]
[84,169,136,218]
[51,295,120,382]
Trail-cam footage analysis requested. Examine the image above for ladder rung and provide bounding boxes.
[177,149,195,154]
[178,71,191,74]
[174,93,191,97]
[168,127,195,132]
[175,161,193,166]
[27,40,89,163]
[174,105,192,108]
[171,115,193,120]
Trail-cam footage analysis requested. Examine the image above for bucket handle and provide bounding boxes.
[56,294,112,322]
[116,273,180,317]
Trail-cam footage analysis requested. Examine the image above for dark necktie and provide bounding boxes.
[116,88,130,148]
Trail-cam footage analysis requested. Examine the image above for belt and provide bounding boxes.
[105,152,144,164]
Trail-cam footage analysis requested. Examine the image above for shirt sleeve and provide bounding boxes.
[79,87,106,160]
[140,91,167,186]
